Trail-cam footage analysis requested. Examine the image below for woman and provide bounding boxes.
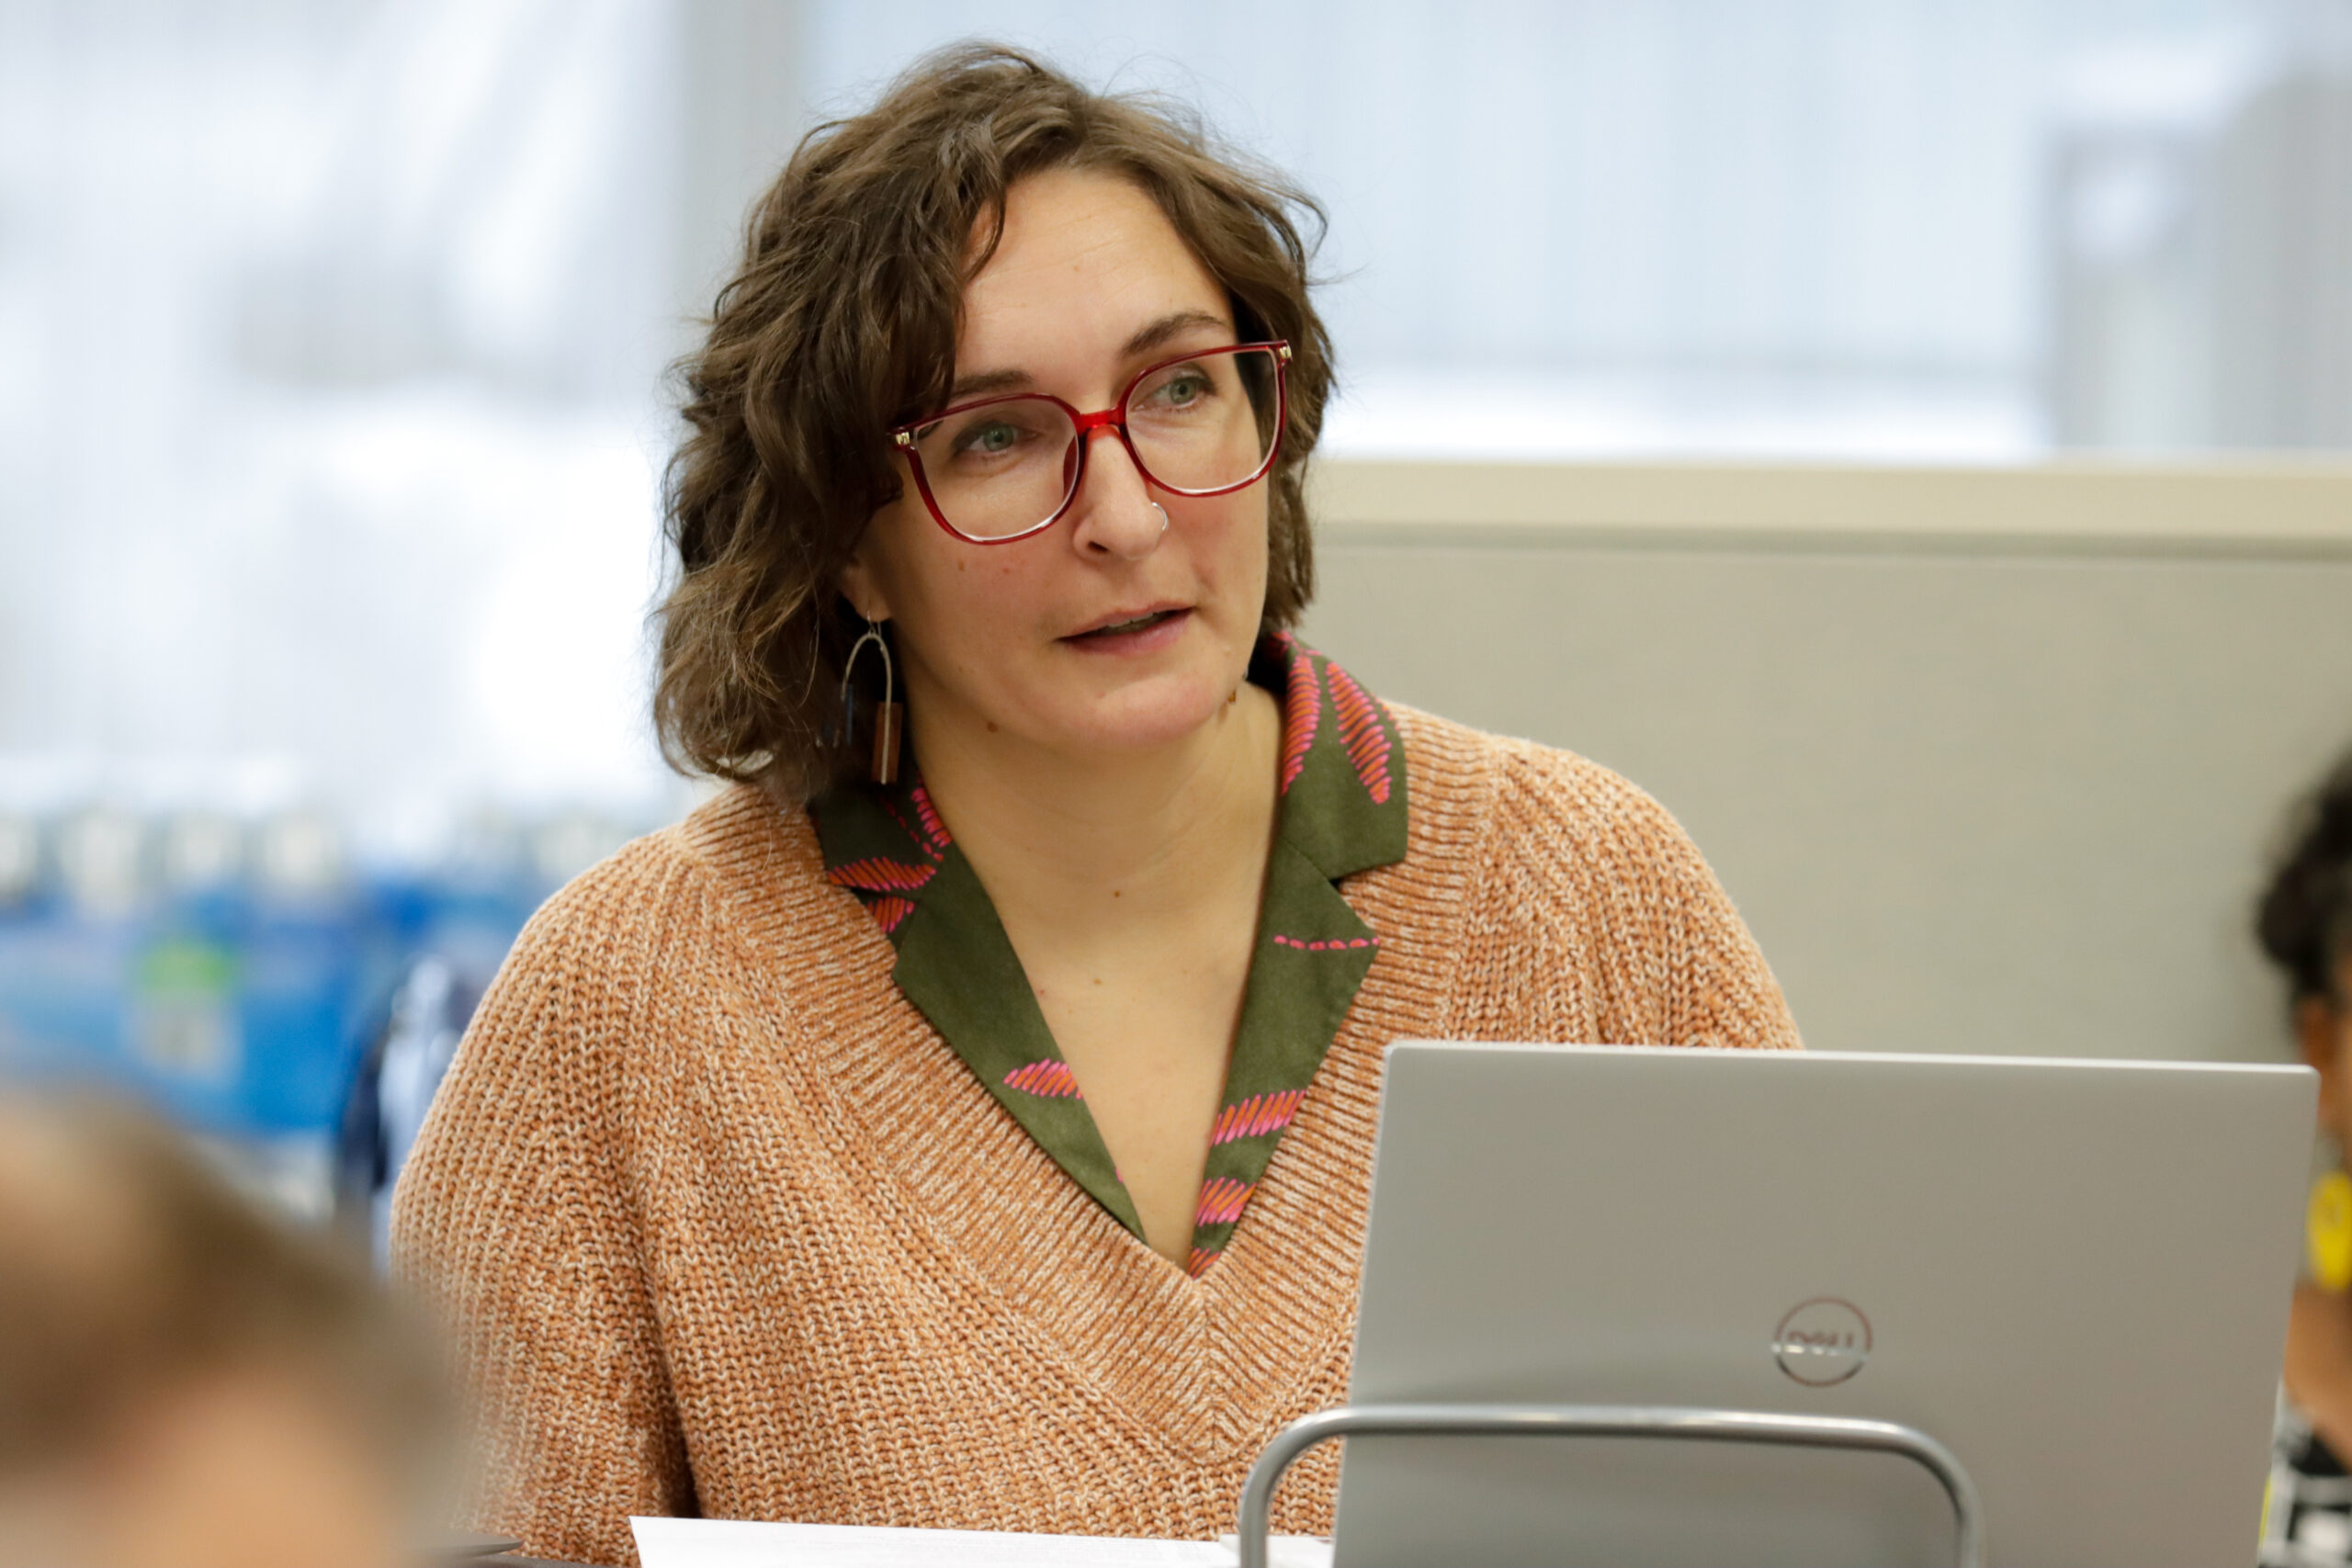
[2260,750,2352,1565]
[393,44,1798,1566]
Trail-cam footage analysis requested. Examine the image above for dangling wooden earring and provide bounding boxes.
[840,617,902,784]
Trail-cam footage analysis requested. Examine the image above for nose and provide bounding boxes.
[1066,426,1167,563]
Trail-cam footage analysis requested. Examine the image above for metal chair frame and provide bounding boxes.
[1236,1402,1984,1568]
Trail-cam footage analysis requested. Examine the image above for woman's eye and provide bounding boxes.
[955,422,1018,457]
[1138,370,1216,413]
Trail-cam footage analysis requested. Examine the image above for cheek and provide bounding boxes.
[887,528,1048,664]
[1187,492,1272,604]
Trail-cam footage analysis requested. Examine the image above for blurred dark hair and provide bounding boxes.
[653,42,1333,804]
[0,1092,432,1475]
[2256,747,2352,1008]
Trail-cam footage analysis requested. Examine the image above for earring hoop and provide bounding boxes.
[840,616,903,785]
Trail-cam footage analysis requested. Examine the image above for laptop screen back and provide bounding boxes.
[1335,1043,2312,1568]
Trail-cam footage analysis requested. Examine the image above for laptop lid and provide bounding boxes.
[1333,1043,2313,1568]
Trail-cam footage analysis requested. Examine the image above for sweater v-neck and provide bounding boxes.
[809,634,1408,1275]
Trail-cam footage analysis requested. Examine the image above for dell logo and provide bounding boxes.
[1772,1297,1871,1386]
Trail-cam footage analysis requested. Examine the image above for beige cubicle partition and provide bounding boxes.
[1299,458,2352,1062]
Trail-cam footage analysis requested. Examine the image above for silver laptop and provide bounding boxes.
[1333,1043,2313,1568]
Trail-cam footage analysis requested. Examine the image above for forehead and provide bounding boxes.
[957,166,1231,362]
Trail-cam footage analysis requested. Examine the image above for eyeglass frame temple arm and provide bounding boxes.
[1234,1401,1984,1568]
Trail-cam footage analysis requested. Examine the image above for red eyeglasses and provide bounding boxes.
[889,342,1291,544]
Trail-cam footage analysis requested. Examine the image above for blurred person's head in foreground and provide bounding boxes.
[2260,750,2352,1156]
[0,1092,431,1568]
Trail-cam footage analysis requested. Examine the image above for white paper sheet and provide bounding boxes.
[629,1517,1331,1568]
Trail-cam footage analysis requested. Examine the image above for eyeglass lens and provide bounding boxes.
[907,346,1282,541]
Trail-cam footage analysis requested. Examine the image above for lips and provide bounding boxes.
[1065,603,1190,641]
[1078,609,1178,638]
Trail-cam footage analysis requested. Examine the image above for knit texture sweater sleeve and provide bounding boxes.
[391,837,708,1561]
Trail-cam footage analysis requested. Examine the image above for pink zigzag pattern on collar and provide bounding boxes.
[908,783,953,854]
[1002,1060,1081,1099]
[1194,1177,1253,1227]
[880,798,943,865]
[1271,934,1377,953]
[1278,642,1320,794]
[1325,661,1393,805]
[1209,1089,1305,1145]
[827,856,937,894]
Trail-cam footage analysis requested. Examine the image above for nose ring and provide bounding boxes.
[1149,502,1170,535]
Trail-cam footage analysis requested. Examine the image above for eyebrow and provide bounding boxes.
[1120,308,1232,362]
[943,310,1235,403]
[944,367,1033,401]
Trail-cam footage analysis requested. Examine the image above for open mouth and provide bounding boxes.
[1069,607,1187,641]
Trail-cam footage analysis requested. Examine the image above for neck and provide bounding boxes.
[909,683,1283,929]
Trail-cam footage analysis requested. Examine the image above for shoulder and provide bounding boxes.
[509,816,713,976]
[392,786,855,1245]
[438,784,860,1101]
[1389,702,1702,886]
[504,784,835,986]
[1384,703,1801,1050]
[481,810,716,1026]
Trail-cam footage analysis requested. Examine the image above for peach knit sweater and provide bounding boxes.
[391,705,1800,1566]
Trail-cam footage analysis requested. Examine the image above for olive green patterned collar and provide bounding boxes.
[810,632,1407,1274]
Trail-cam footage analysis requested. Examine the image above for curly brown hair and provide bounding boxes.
[2258,744,2352,1009]
[654,43,1335,804]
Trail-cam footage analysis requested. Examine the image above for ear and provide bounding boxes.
[837,536,894,624]
[2301,996,2348,1142]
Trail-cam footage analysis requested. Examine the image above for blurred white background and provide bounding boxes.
[2,0,2347,846]
[2,0,2348,1187]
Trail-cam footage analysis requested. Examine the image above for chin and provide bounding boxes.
[1056,669,1236,753]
